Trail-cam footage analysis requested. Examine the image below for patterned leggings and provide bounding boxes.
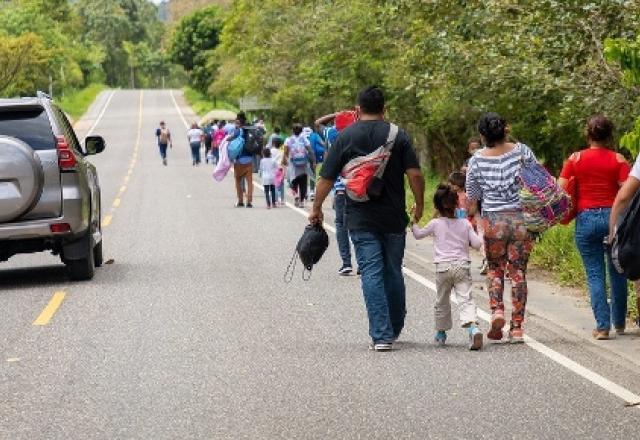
[481,211,534,327]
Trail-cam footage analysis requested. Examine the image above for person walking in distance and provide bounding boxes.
[559,115,631,340]
[466,112,536,343]
[315,111,356,275]
[259,148,278,209]
[411,184,484,350]
[282,123,316,208]
[309,86,425,352]
[203,120,214,163]
[231,112,254,208]
[212,120,226,165]
[187,122,204,166]
[155,121,172,166]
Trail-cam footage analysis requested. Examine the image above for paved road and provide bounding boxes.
[2,89,640,439]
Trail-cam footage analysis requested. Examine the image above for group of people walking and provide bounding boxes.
[310,85,640,352]
[154,119,229,167]
[160,85,640,352]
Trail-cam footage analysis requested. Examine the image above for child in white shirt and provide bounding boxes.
[259,148,278,209]
[412,184,484,350]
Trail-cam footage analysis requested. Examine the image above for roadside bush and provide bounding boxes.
[530,223,586,287]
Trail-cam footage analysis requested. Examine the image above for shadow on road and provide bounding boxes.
[0,265,69,289]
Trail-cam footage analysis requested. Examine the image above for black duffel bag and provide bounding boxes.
[612,190,640,281]
[284,224,329,282]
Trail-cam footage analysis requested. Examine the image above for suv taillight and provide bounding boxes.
[56,135,77,170]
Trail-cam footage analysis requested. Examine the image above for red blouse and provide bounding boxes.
[559,147,630,212]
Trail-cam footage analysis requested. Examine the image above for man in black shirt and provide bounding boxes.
[309,86,425,351]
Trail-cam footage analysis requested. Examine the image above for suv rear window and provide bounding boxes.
[0,107,55,150]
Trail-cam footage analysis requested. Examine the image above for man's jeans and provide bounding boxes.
[575,208,628,330]
[190,142,201,163]
[334,193,352,267]
[350,230,407,343]
[158,143,168,159]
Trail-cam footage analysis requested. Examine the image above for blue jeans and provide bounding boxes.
[334,193,352,267]
[158,143,168,159]
[350,230,407,343]
[575,208,628,330]
[190,142,201,163]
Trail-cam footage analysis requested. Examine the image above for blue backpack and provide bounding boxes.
[289,136,309,167]
[324,126,338,149]
[228,131,245,160]
[309,132,325,163]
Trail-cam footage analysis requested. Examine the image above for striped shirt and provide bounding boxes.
[466,143,536,212]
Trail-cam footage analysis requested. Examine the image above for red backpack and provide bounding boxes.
[340,124,399,202]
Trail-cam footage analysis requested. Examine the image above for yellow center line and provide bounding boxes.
[102,90,144,229]
[33,291,66,326]
[103,214,113,227]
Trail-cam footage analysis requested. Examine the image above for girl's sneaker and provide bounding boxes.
[509,326,525,344]
[487,311,506,341]
[435,331,447,346]
[468,326,484,351]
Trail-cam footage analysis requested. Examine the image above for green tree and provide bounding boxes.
[168,5,223,93]
[75,0,165,87]
[0,33,51,96]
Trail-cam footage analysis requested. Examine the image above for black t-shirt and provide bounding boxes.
[320,120,420,233]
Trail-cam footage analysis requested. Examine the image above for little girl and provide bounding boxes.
[259,148,278,209]
[412,184,484,350]
[449,171,487,275]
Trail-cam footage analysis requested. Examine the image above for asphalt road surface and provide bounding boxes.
[2,89,640,439]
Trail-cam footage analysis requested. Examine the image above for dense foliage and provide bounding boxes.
[0,0,176,97]
[168,6,223,93]
[208,0,640,173]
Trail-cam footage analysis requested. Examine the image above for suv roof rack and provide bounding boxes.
[36,91,52,100]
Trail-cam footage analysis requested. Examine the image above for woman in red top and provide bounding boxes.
[559,115,631,340]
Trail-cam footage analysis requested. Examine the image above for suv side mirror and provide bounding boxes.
[85,136,106,155]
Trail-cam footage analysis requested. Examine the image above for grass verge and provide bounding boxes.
[183,87,238,118]
[57,84,106,121]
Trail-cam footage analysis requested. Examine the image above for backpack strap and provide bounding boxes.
[374,123,399,178]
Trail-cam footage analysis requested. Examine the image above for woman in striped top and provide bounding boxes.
[465,113,536,343]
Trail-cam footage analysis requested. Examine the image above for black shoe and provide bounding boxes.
[338,266,353,275]
[246,203,253,208]
[235,202,245,208]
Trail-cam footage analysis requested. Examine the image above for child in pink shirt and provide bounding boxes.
[412,183,484,350]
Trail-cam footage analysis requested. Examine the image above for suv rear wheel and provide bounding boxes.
[93,240,103,268]
[64,229,95,281]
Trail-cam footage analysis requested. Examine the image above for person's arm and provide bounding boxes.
[468,222,483,250]
[411,220,435,240]
[609,176,640,237]
[306,142,316,168]
[314,113,337,130]
[407,168,425,224]
[558,153,577,189]
[468,199,479,216]
[309,177,334,225]
[465,159,482,216]
[281,144,289,167]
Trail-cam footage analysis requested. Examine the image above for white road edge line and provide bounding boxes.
[84,89,116,139]
[170,89,190,129]
[264,179,640,407]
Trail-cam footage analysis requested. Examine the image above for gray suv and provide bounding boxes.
[0,92,105,280]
